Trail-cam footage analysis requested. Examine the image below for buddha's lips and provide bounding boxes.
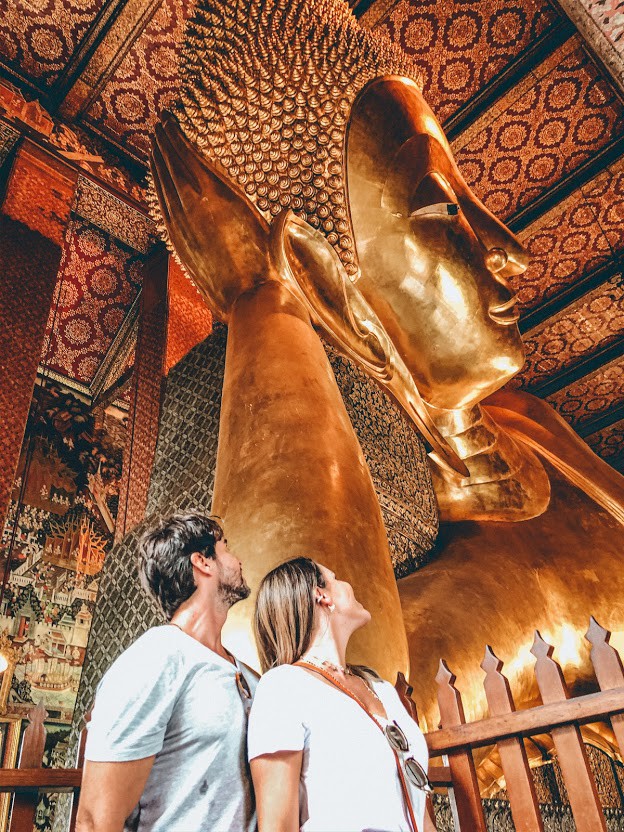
[489,296,520,325]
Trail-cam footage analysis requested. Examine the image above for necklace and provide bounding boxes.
[306,655,352,675]
[302,657,383,707]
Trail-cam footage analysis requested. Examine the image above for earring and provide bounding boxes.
[328,603,336,613]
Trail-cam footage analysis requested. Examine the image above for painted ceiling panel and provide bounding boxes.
[512,274,624,390]
[83,0,188,157]
[586,418,624,470]
[515,157,624,311]
[373,0,558,123]
[546,357,624,430]
[44,219,143,385]
[0,0,102,87]
[452,38,624,221]
[0,0,622,466]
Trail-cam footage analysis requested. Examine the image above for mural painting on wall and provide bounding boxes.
[0,381,126,723]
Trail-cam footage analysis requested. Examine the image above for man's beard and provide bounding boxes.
[218,569,251,607]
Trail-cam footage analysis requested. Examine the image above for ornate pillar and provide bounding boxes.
[115,245,169,541]
[0,140,77,529]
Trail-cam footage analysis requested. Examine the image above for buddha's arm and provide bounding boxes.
[484,389,624,526]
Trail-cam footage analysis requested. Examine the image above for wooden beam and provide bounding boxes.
[526,338,624,398]
[578,401,624,439]
[57,0,163,121]
[0,769,81,793]
[426,685,624,755]
[508,136,624,233]
[520,258,623,334]
[444,18,575,142]
[48,0,129,112]
[428,765,452,787]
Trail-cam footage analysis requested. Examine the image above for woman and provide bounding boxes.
[248,557,430,832]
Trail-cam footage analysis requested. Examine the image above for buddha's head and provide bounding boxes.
[346,77,527,410]
[172,0,528,414]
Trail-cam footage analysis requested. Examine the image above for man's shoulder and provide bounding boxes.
[120,625,180,658]
[101,626,182,682]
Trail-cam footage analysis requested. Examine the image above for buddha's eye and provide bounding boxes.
[409,171,460,218]
[410,203,459,217]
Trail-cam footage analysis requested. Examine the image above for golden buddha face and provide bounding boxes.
[346,78,528,411]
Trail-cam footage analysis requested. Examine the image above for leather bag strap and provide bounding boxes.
[294,661,420,832]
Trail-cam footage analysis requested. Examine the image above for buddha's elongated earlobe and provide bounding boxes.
[270,210,469,478]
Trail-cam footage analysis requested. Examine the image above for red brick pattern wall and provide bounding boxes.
[0,216,62,528]
[115,247,168,541]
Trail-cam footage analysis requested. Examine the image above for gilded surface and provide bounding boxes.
[399,467,624,731]
[149,0,624,681]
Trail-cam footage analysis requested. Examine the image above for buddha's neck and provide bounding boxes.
[427,401,550,522]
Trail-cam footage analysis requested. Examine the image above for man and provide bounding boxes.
[77,512,257,832]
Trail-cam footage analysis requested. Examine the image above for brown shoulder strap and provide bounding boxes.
[294,661,420,832]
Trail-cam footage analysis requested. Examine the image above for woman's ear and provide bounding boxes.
[315,591,335,611]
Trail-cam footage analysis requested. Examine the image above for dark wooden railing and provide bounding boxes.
[1,616,624,832]
[398,617,624,831]
[0,701,85,832]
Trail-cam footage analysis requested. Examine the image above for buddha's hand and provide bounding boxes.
[150,115,272,318]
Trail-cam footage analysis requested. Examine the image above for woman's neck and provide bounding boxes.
[303,628,349,669]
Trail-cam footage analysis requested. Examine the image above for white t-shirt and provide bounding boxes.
[247,664,428,832]
[85,625,258,832]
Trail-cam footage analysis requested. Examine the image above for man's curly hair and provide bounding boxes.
[138,513,223,619]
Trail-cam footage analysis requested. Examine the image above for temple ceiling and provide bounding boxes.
[0,0,622,472]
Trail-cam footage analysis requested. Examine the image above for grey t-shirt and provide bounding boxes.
[85,625,258,832]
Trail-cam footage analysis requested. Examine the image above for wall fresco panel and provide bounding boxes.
[0,380,124,727]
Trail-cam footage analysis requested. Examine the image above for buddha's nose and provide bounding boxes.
[484,248,508,273]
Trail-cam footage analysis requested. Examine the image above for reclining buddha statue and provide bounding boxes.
[150,0,624,730]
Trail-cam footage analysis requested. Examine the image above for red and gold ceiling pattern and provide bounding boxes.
[84,0,188,157]
[452,39,624,221]
[373,0,557,123]
[43,218,143,385]
[515,159,624,311]
[0,0,622,468]
[0,0,102,86]
[585,419,624,466]
[513,274,624,390]
[547,358,624,431]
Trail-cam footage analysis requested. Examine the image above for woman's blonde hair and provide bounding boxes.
[254,557,326,673]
